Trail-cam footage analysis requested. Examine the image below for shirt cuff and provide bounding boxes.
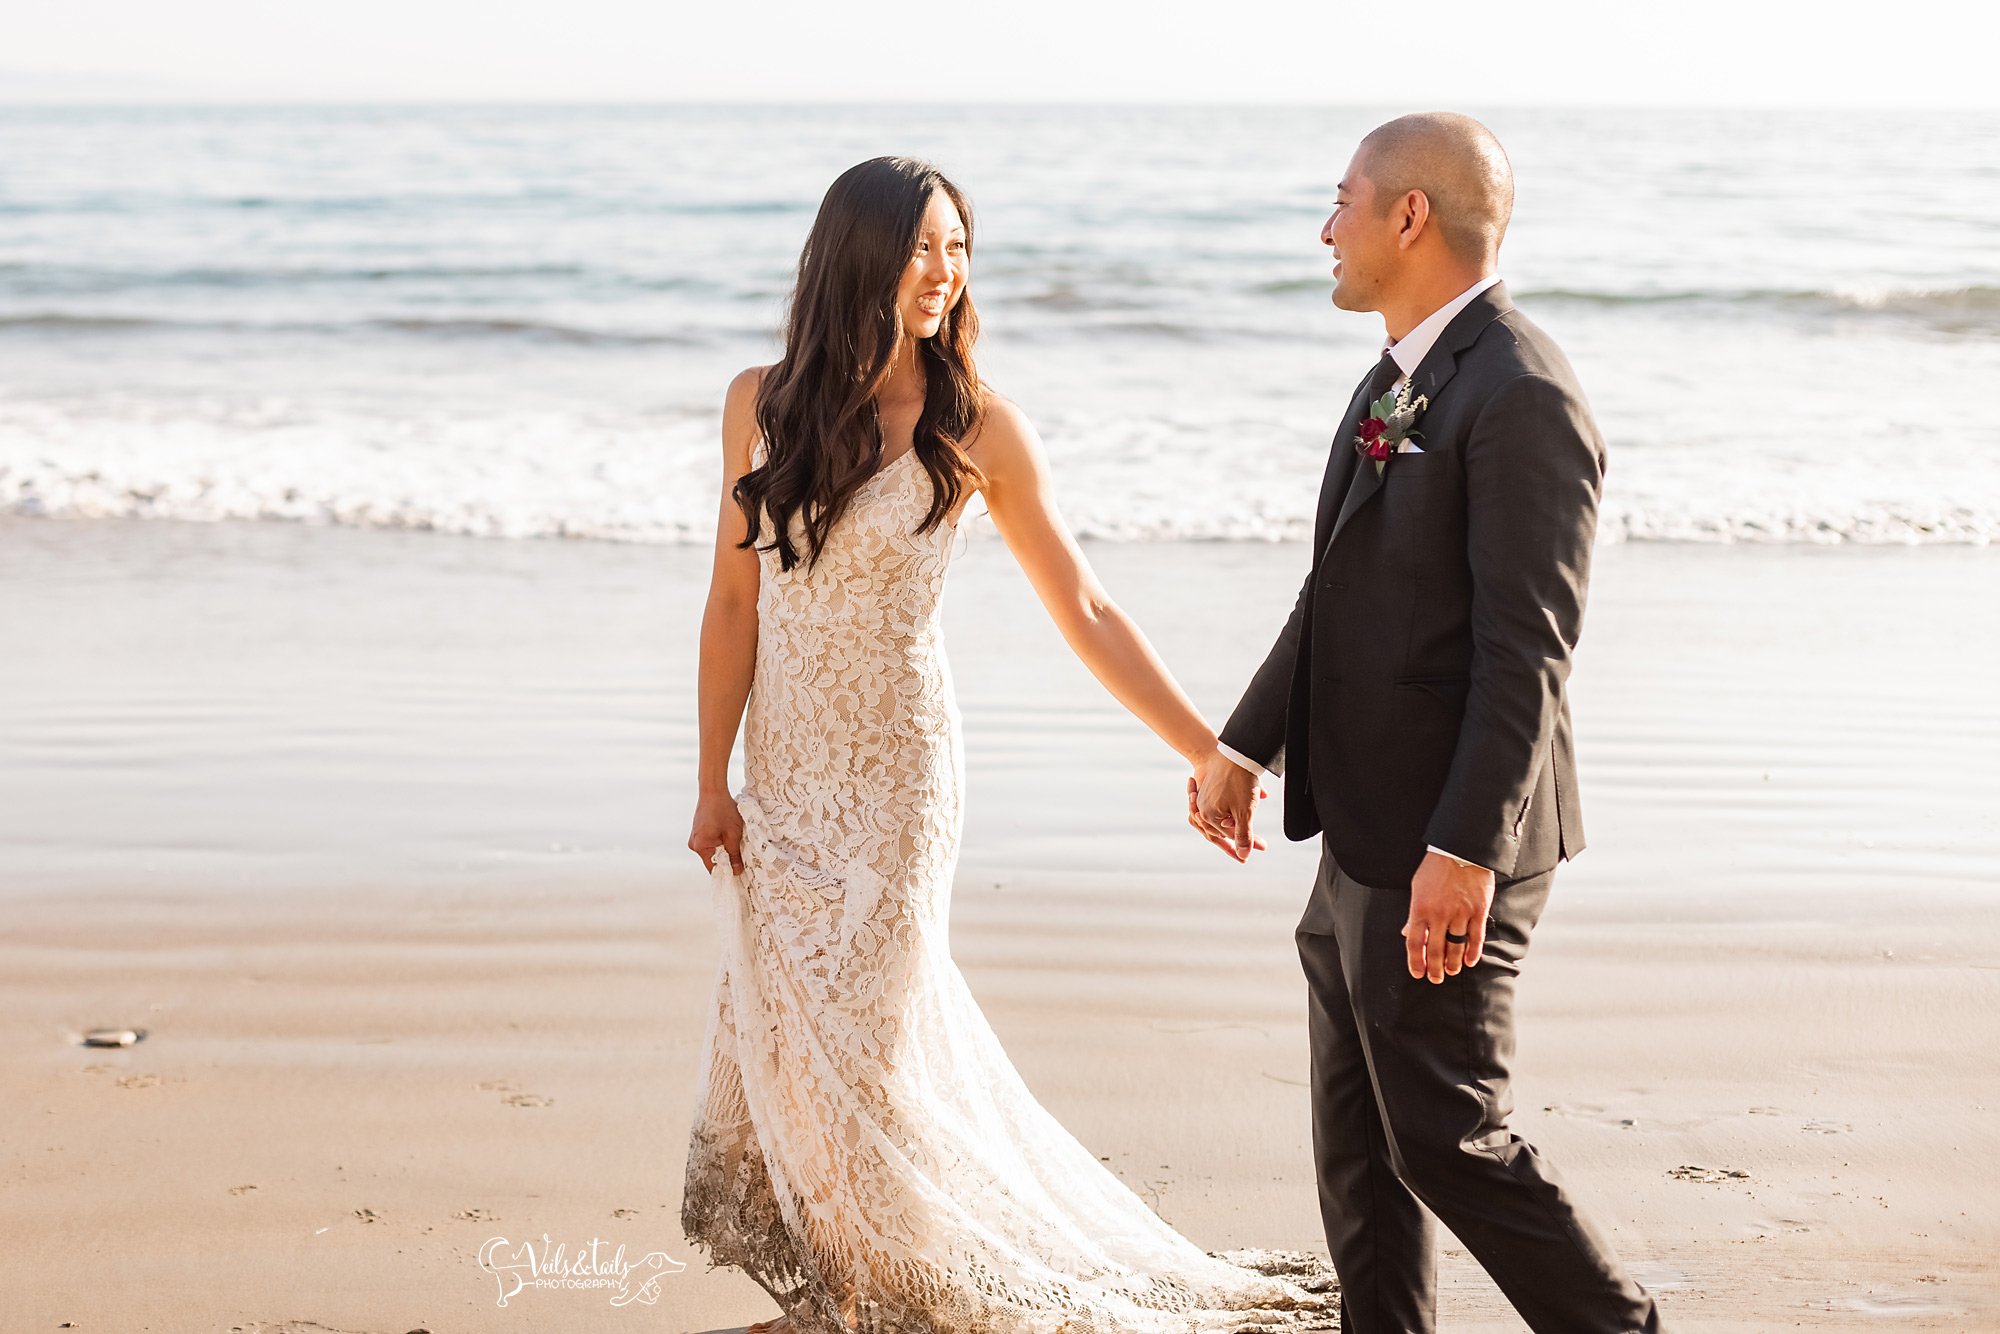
[1426,844,1488,871]
[1215,741,1279,779]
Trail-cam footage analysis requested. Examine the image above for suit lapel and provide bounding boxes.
[1327,431,1385,546]
[1312,371,1379,553]
[1320,281,1515,556]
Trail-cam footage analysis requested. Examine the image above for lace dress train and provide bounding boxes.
[682,443,1337,1333]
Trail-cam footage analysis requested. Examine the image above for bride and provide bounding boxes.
[682,155,1334,1334]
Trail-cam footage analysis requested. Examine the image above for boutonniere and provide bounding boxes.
[1354,380,1429,477]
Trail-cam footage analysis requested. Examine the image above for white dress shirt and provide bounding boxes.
[1383,273,1501,385]
[1214,274,1502,870]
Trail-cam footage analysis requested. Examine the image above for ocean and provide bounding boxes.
[1,103,1995,545]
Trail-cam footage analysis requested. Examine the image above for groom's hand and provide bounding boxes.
[1189,751,1267,862]
[1403,851,1495,982]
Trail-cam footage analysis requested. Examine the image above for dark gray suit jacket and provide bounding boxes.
[1218,281,1603,891]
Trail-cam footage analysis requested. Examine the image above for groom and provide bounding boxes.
[1191,114,1667,1333]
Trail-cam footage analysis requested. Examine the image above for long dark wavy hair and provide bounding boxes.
[734,156,986,572]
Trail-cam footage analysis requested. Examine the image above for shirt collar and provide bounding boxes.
[1384,273,1502,379]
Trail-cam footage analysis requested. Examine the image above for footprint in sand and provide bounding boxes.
[1542,1101,1636,1128]
[228,1184,258,1196]
[1841,1294,1956,1315]
[453,1208,499,1222]
[353,1208,382,1223]
[1742,1214,1813,1236]
[1623,1260,1689,1291]
[1545,1101,1710,1132]
[611,1208,640,1219]
[1802,1119,1852,1134]
[476,1079,552,1107]
[115,1073,162,1089]
[1667,1165,1750,1184]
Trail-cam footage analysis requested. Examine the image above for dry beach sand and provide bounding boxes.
[1,516,1996,1331]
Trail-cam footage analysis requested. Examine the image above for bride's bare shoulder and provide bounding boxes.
[964,391,1042,471]
[726,363,774,407]
[722,365,775,462]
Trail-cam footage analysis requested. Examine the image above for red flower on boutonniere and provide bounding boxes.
[1354,380,1430,477]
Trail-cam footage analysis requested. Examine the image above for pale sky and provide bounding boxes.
[6,0,1997,107]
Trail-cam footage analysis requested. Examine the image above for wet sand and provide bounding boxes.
[1,516,1995,1331]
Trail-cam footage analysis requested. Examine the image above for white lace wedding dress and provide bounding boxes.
[682,440,1337,1333]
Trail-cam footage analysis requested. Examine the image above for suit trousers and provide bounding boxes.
[1295,841,1666,1333]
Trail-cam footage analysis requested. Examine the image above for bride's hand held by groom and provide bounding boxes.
[967,397,1278,865]
[1188,748,1266,863]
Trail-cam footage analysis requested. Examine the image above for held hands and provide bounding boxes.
[689,789,746,875]
[1186,749,1267,863]
[1403,850,1495,982]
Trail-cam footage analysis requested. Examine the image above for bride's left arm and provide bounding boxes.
[972,395,1220,769]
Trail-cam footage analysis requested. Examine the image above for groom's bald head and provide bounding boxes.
[1355,113,1514,264]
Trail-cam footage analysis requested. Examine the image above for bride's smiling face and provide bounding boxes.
[897,189,969,339]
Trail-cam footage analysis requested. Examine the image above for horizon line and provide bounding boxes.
[2,96,1995,113]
